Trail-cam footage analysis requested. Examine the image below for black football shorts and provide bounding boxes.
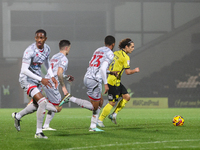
[107,83,128,102]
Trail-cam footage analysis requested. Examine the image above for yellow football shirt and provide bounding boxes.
[107,49,130,86]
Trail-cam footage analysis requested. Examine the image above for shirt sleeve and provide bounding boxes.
[124,55,130,69]
[21,61,42,81]
[21,48,42,81]
[100,61,109,84]
[59,58,68,71]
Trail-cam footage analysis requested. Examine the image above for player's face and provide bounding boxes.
[35,33,47,49]
[126,43,134,54]
[111,43,115,50]
[66,46,71,55]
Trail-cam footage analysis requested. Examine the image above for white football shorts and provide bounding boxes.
[83,76,102,101]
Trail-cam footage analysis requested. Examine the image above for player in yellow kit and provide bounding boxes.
[97,38,140,127]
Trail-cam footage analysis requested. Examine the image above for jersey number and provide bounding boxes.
[89,55,103,67]
[51,63,54,69]
[110,59,115,71]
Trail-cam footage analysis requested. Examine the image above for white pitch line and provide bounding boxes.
[57,139,200,150]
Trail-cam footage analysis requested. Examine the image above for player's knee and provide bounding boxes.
[56,106,62,112]
[109,101,116,107]
[123,94,130,101]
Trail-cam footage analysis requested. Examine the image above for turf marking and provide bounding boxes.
[58,139,200,150]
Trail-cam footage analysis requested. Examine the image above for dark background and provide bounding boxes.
[0,0,200,108]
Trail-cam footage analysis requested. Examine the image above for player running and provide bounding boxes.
[12,40,74,132]
[83,35,116,131]
[12,29,58,139]
[58,35,118,132]
[97,38,140,127]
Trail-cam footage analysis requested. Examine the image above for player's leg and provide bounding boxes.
[89,100,102,131]
[113,94,130,114]
[18,100,38,119]
[84,77,103,132]
[12,100,38,131]
[98,102,115,127]
[42,85,62,131]
[43,111,56,131]
[109,83,130,124]
[32,89,48,139]
[98,84,118,126]
[69,96,94,111]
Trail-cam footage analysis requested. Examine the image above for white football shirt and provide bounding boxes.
[19,42,51,84]
[85,46,114,83]
[45,52,68,85]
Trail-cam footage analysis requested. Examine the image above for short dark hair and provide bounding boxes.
[104,35,115,46]
[59,40,71,50]
[35,29,47,37]
[119,38,133,49]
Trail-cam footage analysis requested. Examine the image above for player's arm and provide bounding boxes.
[100,61,109,94]
[21,55,52,88]
[125,67,140,75]
[109,71,120,78]
[57,67,68,95]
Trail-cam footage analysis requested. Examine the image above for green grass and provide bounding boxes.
[1,108,200,150]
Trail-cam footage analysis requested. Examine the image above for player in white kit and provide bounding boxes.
[12,29,58,139]
[42,39,74,130]
[13,39,95,133]
[59,35,117,131]
[11,40,74,130]
[84,35,116,131]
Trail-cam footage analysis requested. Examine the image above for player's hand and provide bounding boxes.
[110,71,120,78]
[67,75,74,82]
[41,78,52,88]
[134,67,140,73]
[103,84,109,94]
[51,77,58,88]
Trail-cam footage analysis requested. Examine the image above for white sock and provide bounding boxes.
[36,97,47,134]
[90,106,101,128]
[113,113,117,118]
[46,103,57,112]
[16,113,22,120]
[70,96,93,110]
[43,111,55,128]
[18,103,37,120]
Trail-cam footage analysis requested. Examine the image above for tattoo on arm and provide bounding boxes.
[58,72,65,87]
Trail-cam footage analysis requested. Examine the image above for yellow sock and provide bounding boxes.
[99,103,113,121]
[114,99,128,114]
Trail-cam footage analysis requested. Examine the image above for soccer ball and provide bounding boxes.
[172,115,184,126]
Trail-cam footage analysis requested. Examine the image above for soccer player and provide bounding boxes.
[97,38,140,127]
[12,29,58,139]
[58,36,118,131]
[41,39,74,130]
[83,35,116,131]
[13,39,93,132]
[12,40,74,131]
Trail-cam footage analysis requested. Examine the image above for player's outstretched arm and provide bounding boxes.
[125,67,140,75]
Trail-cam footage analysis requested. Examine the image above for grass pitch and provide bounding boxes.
[0,108,200,150]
